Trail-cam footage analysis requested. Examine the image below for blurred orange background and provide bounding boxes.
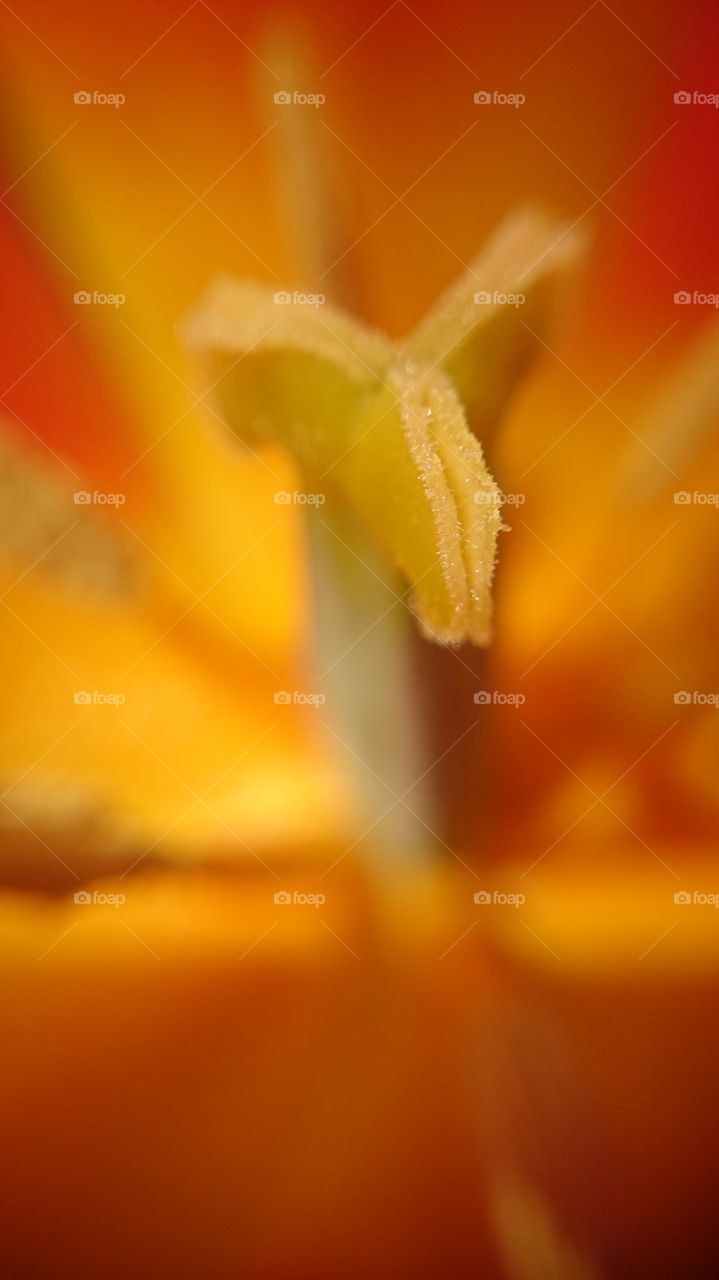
[1,1,718,1276]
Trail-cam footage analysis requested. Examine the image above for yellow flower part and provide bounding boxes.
[187,210,583,646]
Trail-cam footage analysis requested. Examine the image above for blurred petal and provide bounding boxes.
[406,208,585,436]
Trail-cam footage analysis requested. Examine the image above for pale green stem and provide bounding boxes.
[306,503,436,860]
